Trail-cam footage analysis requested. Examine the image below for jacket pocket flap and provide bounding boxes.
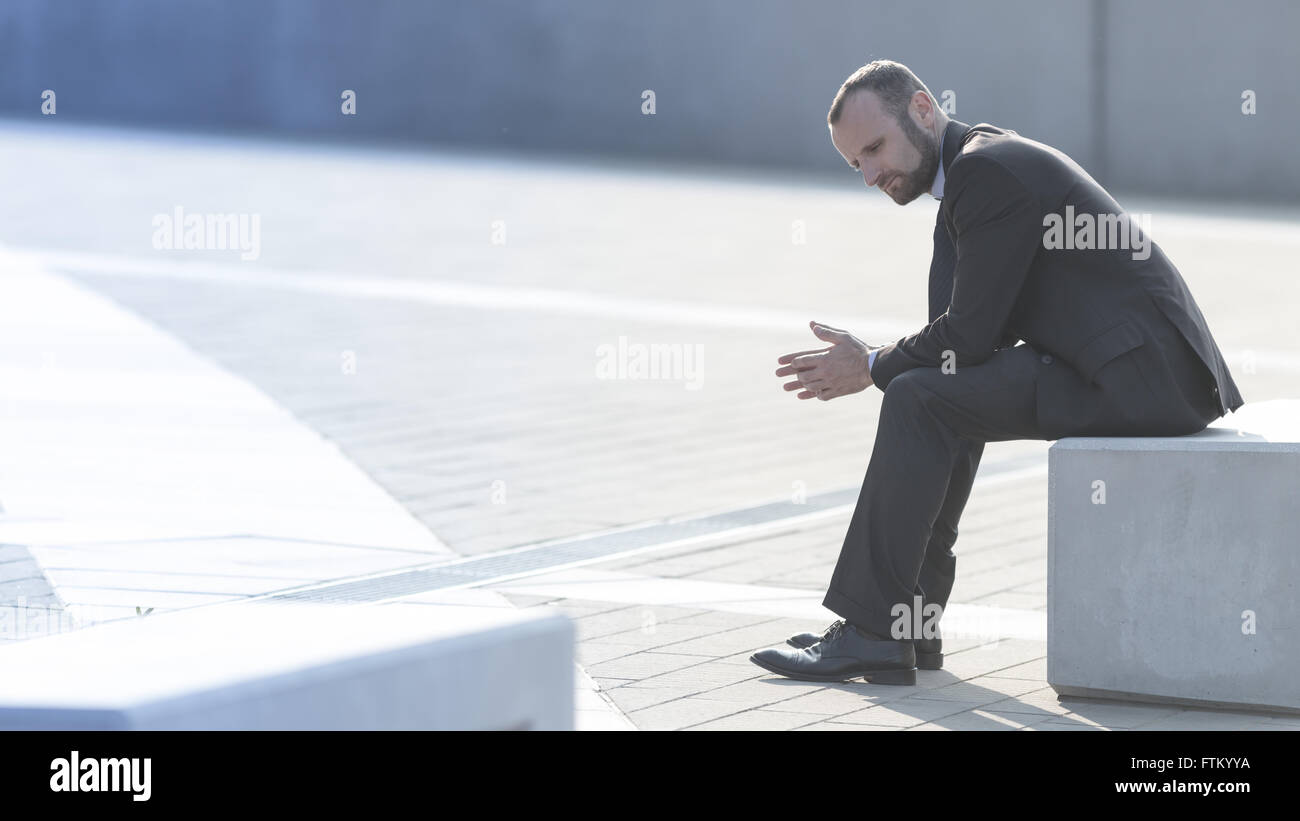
[1073,321,1143,384]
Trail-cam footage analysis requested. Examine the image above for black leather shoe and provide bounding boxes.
[750,620,917,685]
[785,620,846,651]
[787,620,943,670]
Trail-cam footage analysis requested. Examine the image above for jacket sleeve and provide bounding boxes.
[870,155,1041,391]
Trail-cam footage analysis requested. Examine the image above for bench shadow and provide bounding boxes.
[748,664,1150,730]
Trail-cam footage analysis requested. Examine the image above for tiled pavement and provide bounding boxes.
[475,478,1300,731]
[2,122,1299,730]
[0,251,632,729]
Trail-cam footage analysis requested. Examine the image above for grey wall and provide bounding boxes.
[1104,0,1299,199]
[1,0,1295,200]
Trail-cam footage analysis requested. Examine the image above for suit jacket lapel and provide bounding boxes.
[941,119,970,178]
[928,120,973,323]
[939,119,971,242]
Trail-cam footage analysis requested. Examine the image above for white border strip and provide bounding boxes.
[20,248,1297,373]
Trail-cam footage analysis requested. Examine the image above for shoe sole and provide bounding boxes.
[786,639,943,671]
[749,653,917,686]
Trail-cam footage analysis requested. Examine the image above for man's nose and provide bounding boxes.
[861,164,882,188]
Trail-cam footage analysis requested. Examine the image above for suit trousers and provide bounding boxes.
[823,317,1222,638]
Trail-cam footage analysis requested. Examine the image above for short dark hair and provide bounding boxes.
[827,60,935,126]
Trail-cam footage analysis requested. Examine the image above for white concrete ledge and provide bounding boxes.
[1048,399,1300,714]
[0,600,574,730]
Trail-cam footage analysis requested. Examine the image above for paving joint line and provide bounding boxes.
[242,456,1050,607]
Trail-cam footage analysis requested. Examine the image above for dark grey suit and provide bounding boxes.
[825,119,1244,637]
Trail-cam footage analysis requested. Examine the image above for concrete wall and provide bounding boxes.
[1103,0,1299,199]
[0,0,1295,200]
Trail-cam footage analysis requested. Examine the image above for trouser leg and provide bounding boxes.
[822,345,1044,637]
[914,438,983,619]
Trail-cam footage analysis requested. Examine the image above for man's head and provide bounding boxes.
[828,60,945,205]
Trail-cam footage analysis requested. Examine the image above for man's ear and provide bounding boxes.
[911,90,932,124]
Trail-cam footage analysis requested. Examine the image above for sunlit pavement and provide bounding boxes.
[2,121,1297,729]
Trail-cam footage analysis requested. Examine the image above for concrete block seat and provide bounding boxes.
[0,600,574,730]
[1048,399,1300,714]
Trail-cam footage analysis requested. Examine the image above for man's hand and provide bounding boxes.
[775,321,875,401]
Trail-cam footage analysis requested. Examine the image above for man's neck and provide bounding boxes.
[930,115,950,200]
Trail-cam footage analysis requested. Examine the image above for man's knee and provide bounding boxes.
[881,368,935,408]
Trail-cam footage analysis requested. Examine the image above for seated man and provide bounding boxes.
[751,60,1243,686]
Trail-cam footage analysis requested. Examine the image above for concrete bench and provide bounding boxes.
[1047,399,1300,714]
[0,600,573,729]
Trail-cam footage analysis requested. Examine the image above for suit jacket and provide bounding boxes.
[872,119,1244,433]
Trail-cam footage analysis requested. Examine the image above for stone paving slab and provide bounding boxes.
[833,697,1000,727]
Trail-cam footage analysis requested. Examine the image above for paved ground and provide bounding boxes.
[1,120,1298,730]
[0,249,627,729]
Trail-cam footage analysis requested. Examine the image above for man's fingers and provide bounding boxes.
[776,347,828,365]
[797,383,833,400]
[788,353,827,370]
[781,328,845,400]
[774,363,815,377]
[776,351,828,375]
[810,323,850,344]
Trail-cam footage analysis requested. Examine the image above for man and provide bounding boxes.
[750,60,1244,686]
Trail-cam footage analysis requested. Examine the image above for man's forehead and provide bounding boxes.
[831,90,889,151]
[842,88,888,123]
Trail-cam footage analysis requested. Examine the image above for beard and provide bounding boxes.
[887,114,941,204]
